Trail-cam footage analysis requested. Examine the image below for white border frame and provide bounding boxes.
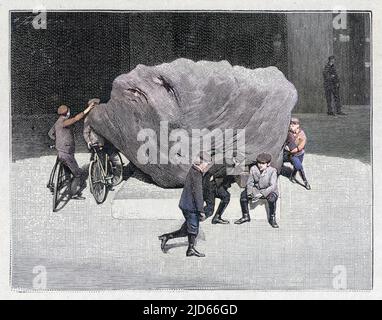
[1,0,381,300]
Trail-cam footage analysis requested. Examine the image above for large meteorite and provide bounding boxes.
[88,58,297,188]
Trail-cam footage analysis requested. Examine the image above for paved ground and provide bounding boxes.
[10,106,372,290]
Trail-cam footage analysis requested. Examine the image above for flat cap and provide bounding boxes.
[290,117,300,124]
[57,105,68,115]
[256,152,272,163]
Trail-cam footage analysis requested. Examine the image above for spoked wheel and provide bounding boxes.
[53,162,71,212]
[109,152,124,187]
[47,160,58,194]
[89,160,107,204]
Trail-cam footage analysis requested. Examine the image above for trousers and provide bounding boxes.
[204,184,231,218]
[240,189,278,215]
[284,152,305,171]
[325,85,342,113]
[58,151,84,196]
[181,209,199,236]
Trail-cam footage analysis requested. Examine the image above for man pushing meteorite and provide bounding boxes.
[48,102,96,199]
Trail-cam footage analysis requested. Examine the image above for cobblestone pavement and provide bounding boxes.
[10,106,372,290]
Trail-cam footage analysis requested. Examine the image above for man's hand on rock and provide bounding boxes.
[84,103,97,115]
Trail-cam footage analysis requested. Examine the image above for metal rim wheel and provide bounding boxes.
[89,160,107,204]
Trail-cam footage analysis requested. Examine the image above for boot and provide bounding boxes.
[211,201,230,224]
[268,202,279,228]
[212,214,229,224]
[71,194,86,200]
[304,181,311,190]
[269,213,279,228]
[158,227,187,253]
[269,215,279,228]
[298,169,311,190]
[186,234,205,257]
[158,233,172,253]
[234,212,250,224]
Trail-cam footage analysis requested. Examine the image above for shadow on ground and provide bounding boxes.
[295,105,370,164]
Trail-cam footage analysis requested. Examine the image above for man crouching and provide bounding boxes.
[158,152,212,257]
[235,153,279,228]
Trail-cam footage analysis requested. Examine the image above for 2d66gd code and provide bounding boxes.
[187,305,237,316]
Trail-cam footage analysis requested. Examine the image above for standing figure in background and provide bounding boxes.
[272,33,286,73]
[323,55,346,116]
[284,117,311,190]
[158,152,212,257]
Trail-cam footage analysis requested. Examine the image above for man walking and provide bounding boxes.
[323,55,346,116]
[158,152,212,257]
[235,153,279,228]
[48,102,96,199]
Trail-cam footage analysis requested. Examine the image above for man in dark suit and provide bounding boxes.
[48,103,96,198]
[158,152,212,257]
[323,55,346,116]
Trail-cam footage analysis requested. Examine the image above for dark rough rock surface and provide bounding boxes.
[88,58,297,188]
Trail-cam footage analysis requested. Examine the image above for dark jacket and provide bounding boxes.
[323,62,340,89]
[179,165,204,213]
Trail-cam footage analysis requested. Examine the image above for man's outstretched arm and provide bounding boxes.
[63,104,95,128]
